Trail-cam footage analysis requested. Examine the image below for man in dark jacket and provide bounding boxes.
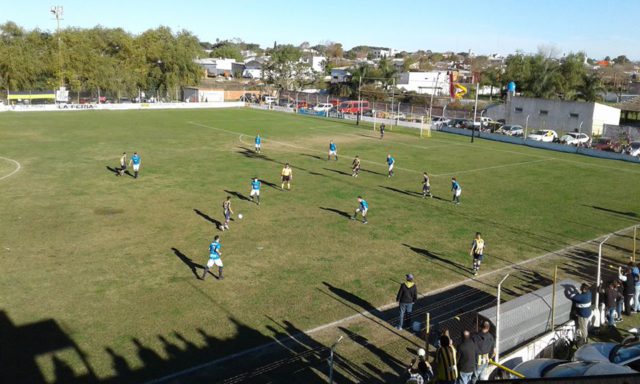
[570,283,592,345]
[471,321,495,384]
[397,274,418,330]
[619,266,635,316]
[604,281,623,326]
[456,330,478,384]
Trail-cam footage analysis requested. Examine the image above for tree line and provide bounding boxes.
[0,22,203,99]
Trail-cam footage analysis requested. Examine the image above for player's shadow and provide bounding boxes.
[586,205,638,218]
[171,247,204,279]
[319,206,352,219]
[193,209,222,229]
[299,153,324,161]
[323,167,351,176]
[361,169,386,176]
[106,165,133,177]
[403,243,472,274]
[379,186,421,198]
[223,190,251,202]
[259,179,281,190]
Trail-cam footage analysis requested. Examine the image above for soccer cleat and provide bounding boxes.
[218,267,224,280]
[363,220,368,224]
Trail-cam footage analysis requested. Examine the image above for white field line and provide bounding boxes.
[146,224,638,384]
[0,157,21,181]
[431,158,554,177]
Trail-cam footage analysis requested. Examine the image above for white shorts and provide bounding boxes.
[356,208,368,216]
[255,144,261,148]
[455,188,462,197]
[388,164,394,171]
[329,150,337,155]
[133,164,140,171]
[250,189,260,196]
[207,257,223,268]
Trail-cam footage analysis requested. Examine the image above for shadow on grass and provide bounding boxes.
[171,247,204,280]
[223,189,251,202]
[322,167,351,177]
[299,153,324,161]
[106,166,133,178]
[259,179,281,191]
[193,209,221,229]
[319,206,352,219]
[403,243,472,275]
[588,205,638,218]
[361,168,386,176]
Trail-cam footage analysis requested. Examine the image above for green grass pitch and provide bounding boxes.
[1,107,639,382]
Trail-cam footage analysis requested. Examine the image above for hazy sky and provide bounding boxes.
[2,0,638,59]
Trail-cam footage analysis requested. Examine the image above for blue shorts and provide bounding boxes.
[474,253,484,261]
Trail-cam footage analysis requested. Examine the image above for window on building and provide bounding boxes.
[569,113,579,118]
[514,107,523,113]
[539,110,548,115]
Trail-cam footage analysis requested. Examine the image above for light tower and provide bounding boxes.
[50,6,64,87]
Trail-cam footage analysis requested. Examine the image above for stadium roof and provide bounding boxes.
[615,95,640,112]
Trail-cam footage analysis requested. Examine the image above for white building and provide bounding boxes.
[301,54,326,73]
[194,58,239,77]
[371,48,395,60]
[397,71,450,95]
[486,96,621,135]
[183,87,224,103]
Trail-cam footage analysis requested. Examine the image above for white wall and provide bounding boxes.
[592,102,621,135]
[397,72,450,95]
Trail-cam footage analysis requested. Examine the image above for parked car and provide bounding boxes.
[626,141,640,157]
[574,337,640,371]
[431,116,450,128]
[388,112,406,120]
[527,129,558,142]
[499,125,524,136]
[512,359,636,379]
[296,101,309,109]
[262,96,277,104]
[591,137,616,152]
[313,103,334,112]
[560,132,590,145]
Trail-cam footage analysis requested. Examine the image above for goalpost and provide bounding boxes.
[420,115,432,138]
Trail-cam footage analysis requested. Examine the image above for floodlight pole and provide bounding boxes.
[496,273,509,364]
[51,5,64,88]
[594,235,611,327]
[524,115,530,139]
[328,335,344,384]
[429,72,441,118]
[471,82,479,143]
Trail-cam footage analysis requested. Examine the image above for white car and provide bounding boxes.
[527,129,558,142]
[560,132,590,145]
[500,125,524,136]
[627,141,640,157]
[574,339,640,371]
[512,359,636,378]
[313,103,334,113]
[431,116,450,128]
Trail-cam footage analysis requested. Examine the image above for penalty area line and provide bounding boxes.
[0,157,21,182]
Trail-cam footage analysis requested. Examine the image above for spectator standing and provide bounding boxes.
[632,262,640,312]
[570,283,592,345]
[396,274,418,330]
[604,281,622,326]
[456,330,478,384]
[435,335,458,384]
[472,321,495,384]
[618,265,635,316]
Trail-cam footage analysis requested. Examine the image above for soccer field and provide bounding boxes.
[1,107,639,382]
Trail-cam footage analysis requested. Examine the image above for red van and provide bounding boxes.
[337,100,370,114]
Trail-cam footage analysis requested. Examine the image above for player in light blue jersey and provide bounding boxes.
[255,134,262,153]
[451,177,461,205]
[128,151,141,179]
[387,154,395,177]
[250,177,261,205]
[328,140,338,161]
[202,235,223,280]
[351,196,369,224]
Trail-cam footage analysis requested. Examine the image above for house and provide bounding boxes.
[371,48,394,60]
[300,54,326,73]
[485,96,621,136]
[330,68,351,84]
[397,71,451,95]
[242,59,264,79]
[194,58,242,77]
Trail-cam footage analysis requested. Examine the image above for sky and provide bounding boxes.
[2,0,639,60]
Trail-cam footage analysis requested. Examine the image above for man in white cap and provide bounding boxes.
[396,273,418,330]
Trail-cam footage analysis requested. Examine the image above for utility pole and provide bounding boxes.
[50,6,64,88]
[429,72,441,118]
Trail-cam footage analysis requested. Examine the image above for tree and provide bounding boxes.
[614,55,630,65]
[325,42,343,64]
[559,52,587,100]
[262,44,307,90]
[210,44,243,61]
[578,72,605,102]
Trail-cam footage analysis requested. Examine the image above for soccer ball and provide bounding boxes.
[238,214,243,219]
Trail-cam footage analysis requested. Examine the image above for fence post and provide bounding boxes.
[425,312,430,355]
